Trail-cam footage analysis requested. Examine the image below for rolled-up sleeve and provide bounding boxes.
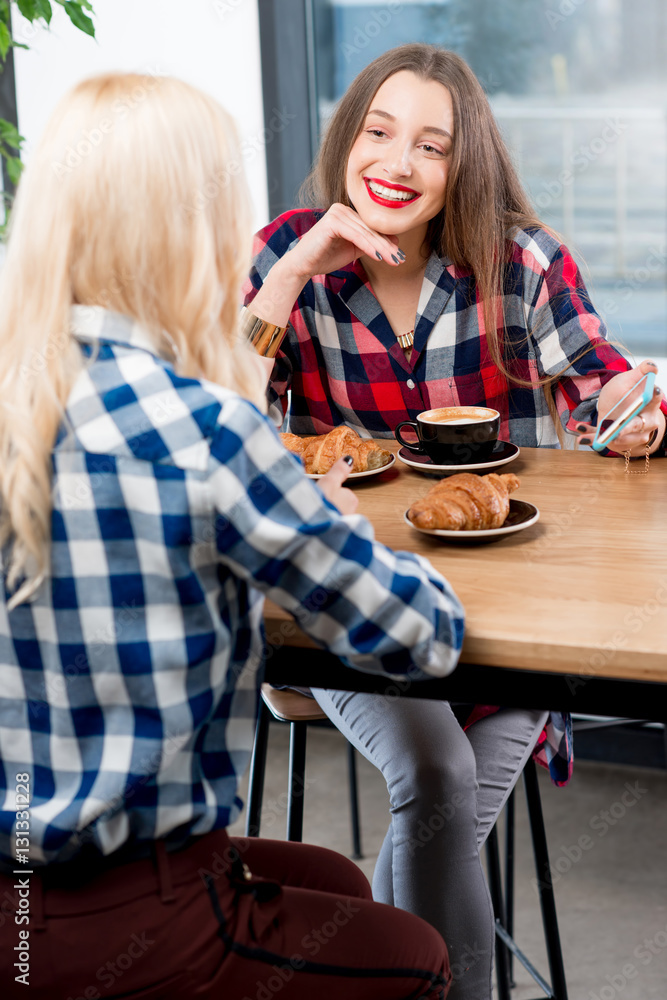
[526,247,630,431]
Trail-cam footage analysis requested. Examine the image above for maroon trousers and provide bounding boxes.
[0,831,450,999]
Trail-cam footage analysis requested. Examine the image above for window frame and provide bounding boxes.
[257,0,318,219]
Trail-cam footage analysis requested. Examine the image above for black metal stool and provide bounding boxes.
[489,715,667,1000]
[246,688,567,997]
[245,684,363,858]
[485,756,568,1000]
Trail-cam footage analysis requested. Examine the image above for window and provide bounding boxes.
[260,0,667,357]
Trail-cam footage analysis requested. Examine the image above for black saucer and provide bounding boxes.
[397,440,520,474]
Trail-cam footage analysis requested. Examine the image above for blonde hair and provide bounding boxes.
[0,73,264,607]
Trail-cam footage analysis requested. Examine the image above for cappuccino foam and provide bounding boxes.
[420,406,497,424]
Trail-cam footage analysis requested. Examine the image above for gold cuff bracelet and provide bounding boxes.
[240,307,288,359]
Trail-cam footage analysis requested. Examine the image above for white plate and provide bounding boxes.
[306,453,396,480]
[404,499,540,544]
[397,441,520,474]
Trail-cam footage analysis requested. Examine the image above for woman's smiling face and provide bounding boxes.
[345,70,454,242]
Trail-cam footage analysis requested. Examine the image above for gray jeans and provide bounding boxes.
[311,689,548,1000]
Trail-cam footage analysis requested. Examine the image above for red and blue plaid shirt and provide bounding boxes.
[244,209,632,445]
[243,209,667,786]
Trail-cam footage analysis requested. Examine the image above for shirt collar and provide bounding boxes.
[70,305,174,362]
[333,252,462,356]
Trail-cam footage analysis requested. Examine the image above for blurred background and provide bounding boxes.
[309,0,667,364]
[2,0,665,363]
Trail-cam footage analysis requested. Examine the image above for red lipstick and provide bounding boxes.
[363,177,421,209]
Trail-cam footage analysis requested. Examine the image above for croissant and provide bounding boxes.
[408,472,520,531]
[280,427,392,475]
[279,433,315,455]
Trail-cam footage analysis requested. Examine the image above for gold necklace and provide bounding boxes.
[396,329,414,349]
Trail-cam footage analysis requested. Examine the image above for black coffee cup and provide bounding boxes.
[395,406,500,465]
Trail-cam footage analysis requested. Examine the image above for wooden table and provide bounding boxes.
[264,445,667,720]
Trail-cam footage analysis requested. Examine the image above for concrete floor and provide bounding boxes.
[229,720,667,1000]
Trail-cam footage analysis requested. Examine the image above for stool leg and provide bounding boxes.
[486,824,512,1000]
[346,741,363,860]
[245,699,271,838]
[287,722,307,841]
[523,757,569,1000]
[505,789,516,987]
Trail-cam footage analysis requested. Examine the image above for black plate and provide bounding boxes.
[404,499,540,544]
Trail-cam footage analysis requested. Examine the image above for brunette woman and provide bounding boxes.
[243,44,667,1000]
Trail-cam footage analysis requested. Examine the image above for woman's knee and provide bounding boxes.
[288,842,374,899]
[302,845,373,899]
[388,732,478,807]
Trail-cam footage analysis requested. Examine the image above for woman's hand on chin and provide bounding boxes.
[249,204,403,329]
[288,203,403,281]
[573,360,665,455]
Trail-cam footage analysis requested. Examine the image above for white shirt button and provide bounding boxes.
[407,379,415,389]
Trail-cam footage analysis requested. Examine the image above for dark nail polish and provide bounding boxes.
[343,455,354,467]
[376,251,383,261]
[576,424,588,433]
[579,437,592,446]
[391,254,399,264]
[397,250,406,260]
[655,385,663,396]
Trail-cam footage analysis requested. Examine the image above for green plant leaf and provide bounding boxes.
[35,0,52,21]
[55,0,94,13]
[5,154,23,185]
[16,0,40,20]
[0,118,24,150]
[61,1,94,36]
[0,19,10,59]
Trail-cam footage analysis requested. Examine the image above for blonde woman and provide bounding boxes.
[0,73,466,999]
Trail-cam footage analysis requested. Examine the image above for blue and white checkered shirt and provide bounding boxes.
[0,306,465,865]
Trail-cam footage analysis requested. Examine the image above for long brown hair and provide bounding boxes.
[303,44,581,430]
